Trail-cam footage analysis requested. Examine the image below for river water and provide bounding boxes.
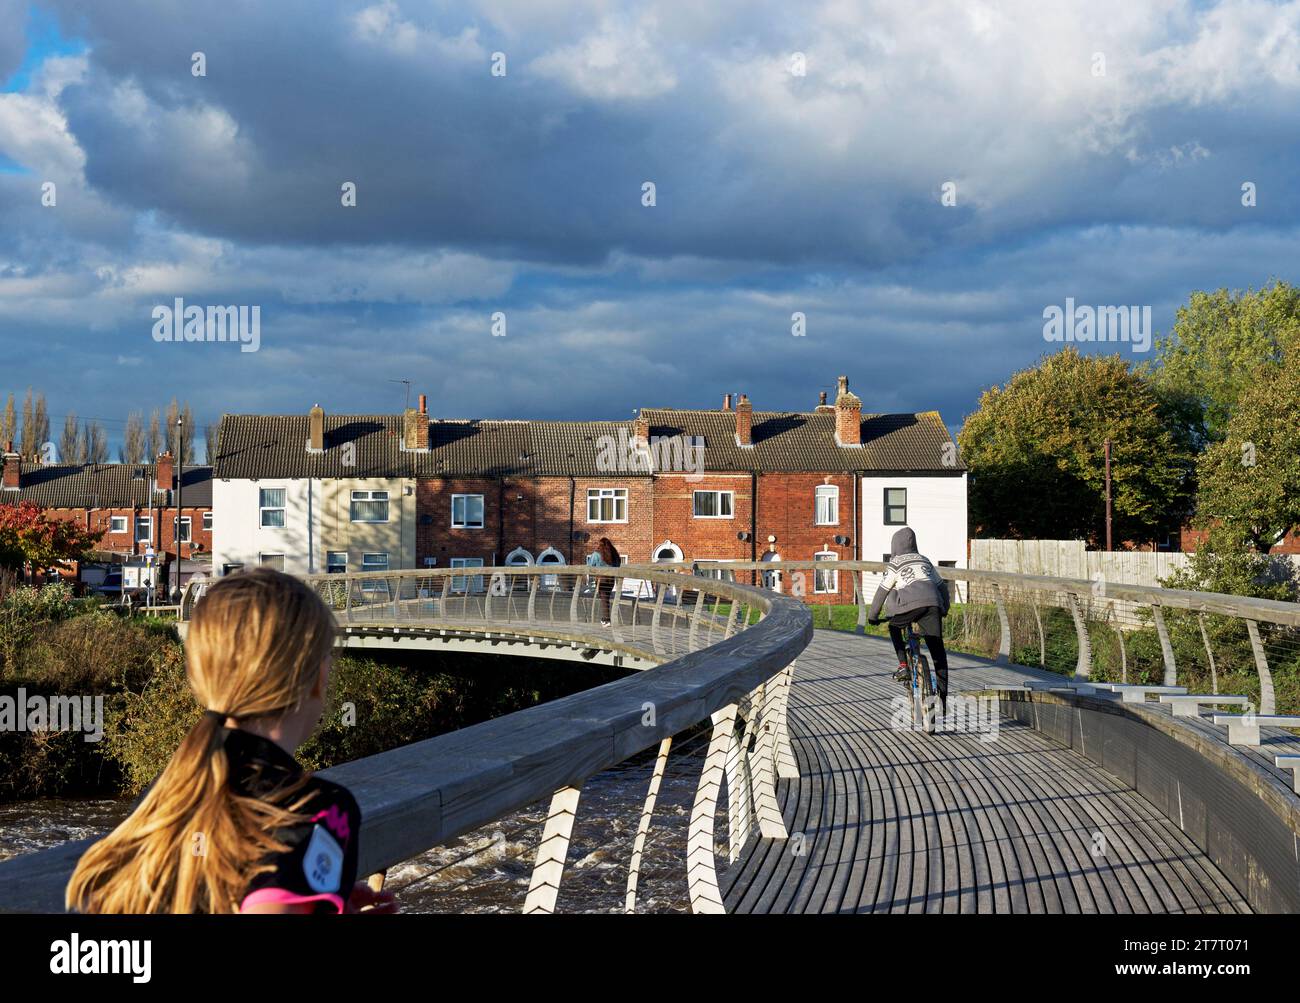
[0,732,724,913]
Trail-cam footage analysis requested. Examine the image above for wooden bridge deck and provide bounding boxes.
[721,630,1250,914]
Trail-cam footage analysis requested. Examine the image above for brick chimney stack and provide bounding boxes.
[834,375,862,447]
[403,393,429,451]
[816,390,834,413]
[308,404,325,453]
[632,412,649,449]
[2,441,19,490]
[156,451,174,493]
[734,394,753,448]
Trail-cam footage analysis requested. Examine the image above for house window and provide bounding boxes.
[202,512,213,532]
[360,553,390,597]
[221,563,244,576]
[451,557,485,593]
[587,487,627,523]
[259,488,286,528]
[815,485,839,525]
[350,490,390,523]
[884,487,907,525]
[361,553,389,573]
[173,516,192,543]
[259,553,285,571]
[134,516,152,543]
[814,551,839,594]
[451,494,485,529]
[109,516,128,534]
[326,551,348,574]
[692,490,734,519]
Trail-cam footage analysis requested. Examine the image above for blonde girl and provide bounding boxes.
[67,568,396,914]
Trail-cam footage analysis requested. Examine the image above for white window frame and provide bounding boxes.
[202,511,213,532]
[692,490,734,519]
[259,487,286,528]
[587,487,628,524]
[109,515,128,534]
[451,494,485,529]
[259,553,285,571]
[350,489,390,524]
[360,553,390,596]
[134,516,152,543]
[326,551,348,574]
[815,485,839,526]
[172,515,192,543]
[813,551,839,594]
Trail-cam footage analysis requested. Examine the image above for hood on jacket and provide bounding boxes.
[890,527,918,558]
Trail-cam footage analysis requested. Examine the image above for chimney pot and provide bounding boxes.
[156,451,175,493]
[834,376,862,446]
[403,404,430,451]
[2,442,19,490]
[722,393,732,411]
[418,393,427,415]
[308,404,325,453]
[734,394,753,447]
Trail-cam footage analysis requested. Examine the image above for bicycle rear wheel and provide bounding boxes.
[918,654,935,734]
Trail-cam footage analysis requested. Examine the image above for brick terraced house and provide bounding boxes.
[209,376,967,606]
[0,443,214,591]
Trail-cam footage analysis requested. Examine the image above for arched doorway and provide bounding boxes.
[537,547,565,589]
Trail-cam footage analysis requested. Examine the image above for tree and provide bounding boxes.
[1193,343,1300,553]
[1147,281,1300,447]
[146,409,162,460]
[18,388,34,456]
[84,421,109,465]
[958,347,1195,544]
[165,398,196,465]
[0,502,102,577]
[33,394,49,455]
[59,413,80,463]
[121,411,145,464]
[0,393,14,448]
[204,422,218,463]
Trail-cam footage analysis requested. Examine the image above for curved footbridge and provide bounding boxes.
[3,563,1299,914]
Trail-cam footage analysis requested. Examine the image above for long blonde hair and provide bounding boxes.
[67,568,338,913]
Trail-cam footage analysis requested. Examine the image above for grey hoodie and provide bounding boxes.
[867,527,951,622]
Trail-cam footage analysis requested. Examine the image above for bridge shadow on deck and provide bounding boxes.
[720,630,1250,914]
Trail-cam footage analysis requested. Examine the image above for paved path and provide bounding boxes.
[721,630,1250,914]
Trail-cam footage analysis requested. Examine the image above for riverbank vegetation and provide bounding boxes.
[0,581,624,802]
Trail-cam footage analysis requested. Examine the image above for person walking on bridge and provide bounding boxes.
[867,526,952,714]
[587,536,621,626]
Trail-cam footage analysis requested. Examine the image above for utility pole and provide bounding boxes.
[1104,438,1113,552]
[175,415,184,599]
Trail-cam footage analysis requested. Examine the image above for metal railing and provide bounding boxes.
[677,559,1300,715]
[0,565,811,914]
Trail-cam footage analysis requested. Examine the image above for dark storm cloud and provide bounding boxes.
[3,0,1300,451]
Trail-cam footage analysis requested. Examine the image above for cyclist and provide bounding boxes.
[866,527,951,714]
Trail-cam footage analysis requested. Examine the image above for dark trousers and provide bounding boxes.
[598,580,614,622]
[888,616,949,702]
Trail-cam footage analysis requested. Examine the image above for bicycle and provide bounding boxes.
[903,620,940,734]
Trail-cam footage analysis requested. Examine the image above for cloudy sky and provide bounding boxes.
[1,0,1299,454]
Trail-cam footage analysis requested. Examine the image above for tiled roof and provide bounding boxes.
[0,463,214,508]
[640,409,963,473]
[212,415,636,479]
[213,408,961,479]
